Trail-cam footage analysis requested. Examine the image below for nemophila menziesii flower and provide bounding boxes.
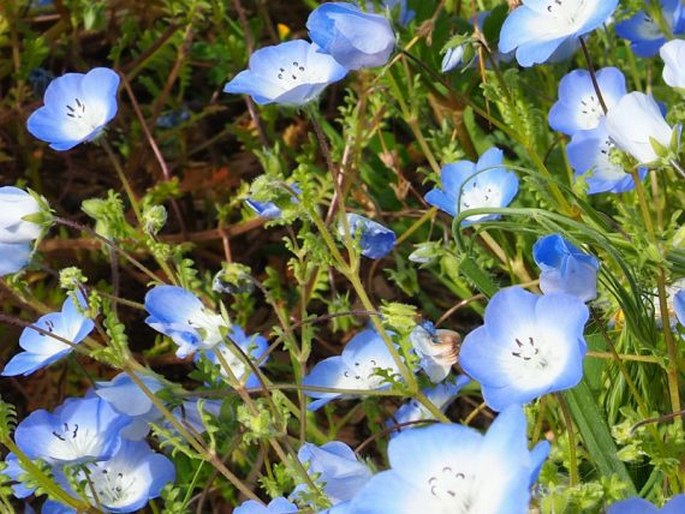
[348,405,550,514]
[234,498,298,514]
[145,284,227,358]
[366,0,415,26]
[424,147,519,226]
[567,120,647,194]
[607,494,685,514]
[605,92,679,164]
[674,289,685,327]
[548,68,626,136]
[409,321,460,383]
[50,440,175,514]
[343,213,396,259]
[302,327,403,410]
[4,453,34,499]
[2,292,94,377]
[13,396,129,465]
[459,287,589,411]
[26,67,120,151]
[0,241,32,277]
[196,325,269,388]
[441,45,466,73]
[660,39,685,89]
[615,0,685,58]
[533,234,599,302]
[498,0,618,67]
[0,186,43,244]
[245,183,300,219]
[95,372,165,440]
[224,40,347,106]
[292,441,372,505]
[387,377,470,436]
[307,2,396,70]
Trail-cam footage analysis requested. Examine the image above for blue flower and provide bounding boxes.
[499,0,618,67]
[224,40,348,106]
[408,321,460,382]
[145,285,227,358]
[607,494,685,514]
[307,2,396,70]
[95,372,165,440]
[234,498,298,514]
[195,325,269,388]
[424,147,518,226]
[674,289,685,327]
[245,183,300,219]
[344,213,396,259]
[0,186,44,244]
[459,286,589,411]
[441,46,466,73]
[49,440,175,513]
[13,395,130,465]
[615,0,685,58]
[27,67,120,151]
[293,441,372,505]
[387,377,470,436]
[0,241,32,277]
[567,120,647,194]
[4,453,34,499]
[2,292,94,376]
[548,68,626,136]
[533,234,599,302]
[365,0,415,26]
[348,405,549,514]
[302,327,403,410]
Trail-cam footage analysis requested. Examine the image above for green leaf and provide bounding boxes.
[564,380,637,494]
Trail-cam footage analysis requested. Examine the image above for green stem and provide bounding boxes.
[556,394,579,487]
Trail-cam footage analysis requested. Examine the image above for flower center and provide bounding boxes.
[543,0,588,31]
[48,422,99,461]
[343,359,381,386]
[578,94,603,128]
[427,466,474,512]
[510,336,549,370]
[186,308,225,347]
[639,14,665,39]
[65,97,86,119]
[459,179,502,221]
[86,465,136,507]
[276,61,307,88]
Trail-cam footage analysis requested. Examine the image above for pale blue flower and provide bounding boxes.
[27,67,119,151]
[145,285,227,358]
[0,186,43,244]
[660,39,685,89]
[348,405,549,514]
[441,46,465,73]
[459,286,589,411]
[0,241,32,277]
[307,2,396,70]
[234,498,298,514]
[293,441,372,505]
[424,147,518,226]
[224,40,348,106]
[303,327,403,410]
[674,289,685,326]
[548,67,626,136]
[615,0,685,58]
[344,213,396,259]
[607,494,685,514]
[533,234,599,302]
[13,396,129,465]
[499,0,617,67]
[567,120,647,194]
[245,183,300,219]
[408,321,460,382]
[4,453,34,499]
[168,399,222,435]
[2,292,94,377]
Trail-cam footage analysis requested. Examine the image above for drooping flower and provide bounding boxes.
[27,67,120,151]
[606,494,685,514]
[302,327,403,410]
[145,285,227,358]
[343,213,396,259]
[408,321,460,383]
[348,405,550,514]
[13,396,130,465]
[0,241,32,277]
[499,0,618,67]
[567,119,647,194]
[223,40,348,106]
[548,67,626,136]
[424,147,518,226]
[2,292,94,377]
[234,498,298,514]
[49,440,175,514]
[386,377,470,436]
[365,0,415,26]
[196,324,269,388]
[660,39,685,89]
[0,186,44,244]
[605,92,679,164]
[459,286,589,411]
[441,46,466,73]
[533,234,599,302]
[307,2,396,70]
[615,0,685,58]
[292,441,372,505]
